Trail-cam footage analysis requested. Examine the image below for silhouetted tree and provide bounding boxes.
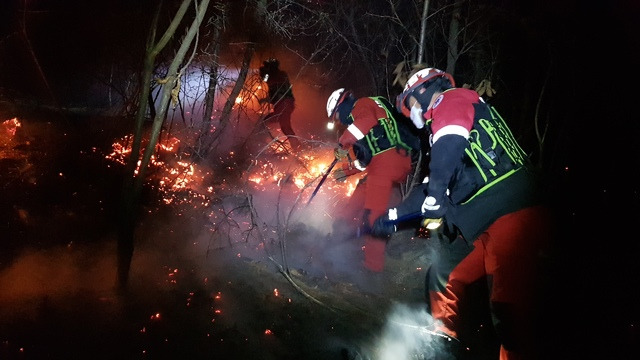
[118,0,211,290]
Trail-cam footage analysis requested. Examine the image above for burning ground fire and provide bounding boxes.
[2,114,360,234]
[246,142,361,197]
[1,117,21,138]
[105,134,361,208]
[0,118,32,177]
[1,117,22,150]
[105,134,213,206]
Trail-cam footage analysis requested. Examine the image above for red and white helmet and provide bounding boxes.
[396,68,455,118]
[326,88,349,118]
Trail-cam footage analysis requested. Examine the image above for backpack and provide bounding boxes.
[352,96,422,167]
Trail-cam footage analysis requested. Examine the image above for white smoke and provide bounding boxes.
[357,302,454,360]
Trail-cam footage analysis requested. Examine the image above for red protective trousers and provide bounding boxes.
[430,205,551,359]
[266,97,299,149]
[335,150,412,272]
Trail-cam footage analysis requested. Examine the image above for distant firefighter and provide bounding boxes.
[259,58,300,150]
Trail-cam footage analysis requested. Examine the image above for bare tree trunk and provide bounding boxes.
[117,0,211,290]
[201,42,255,154]
[446,1,460,75]
[195,9,224,158]
[201,10,224,126]
[416,0,430,65]
[117,1,164,292]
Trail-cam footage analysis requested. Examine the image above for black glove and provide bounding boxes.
[421,194,447,220]
[371,213,396,238]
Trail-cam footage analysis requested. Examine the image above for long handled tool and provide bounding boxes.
[389,211,442,229]
[306,157,339,206]
[373,211,443,238]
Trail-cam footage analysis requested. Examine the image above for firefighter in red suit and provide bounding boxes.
[326,89,420,272]
[372,68,552,359]
[259,58,300,150]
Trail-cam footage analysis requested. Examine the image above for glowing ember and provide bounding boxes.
[1,117,21,138]
[105,135,213,207]
[1,117,23,158]
[105,134,134,165]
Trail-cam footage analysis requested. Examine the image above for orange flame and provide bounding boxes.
[106,135,213,207]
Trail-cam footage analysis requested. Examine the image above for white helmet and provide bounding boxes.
[326,88,345,118]
[396,68,455,118]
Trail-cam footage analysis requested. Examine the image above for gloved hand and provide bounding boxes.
[371,210,397,238]
[421,194,447,220]
[332,168,347,182]
[334,147,349,160]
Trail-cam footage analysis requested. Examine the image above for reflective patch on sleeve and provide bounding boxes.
[354,160,366,171]
[432,94,444,109]
[389,208,398,221]
[433,124,469,143]
[347,124,365,140]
